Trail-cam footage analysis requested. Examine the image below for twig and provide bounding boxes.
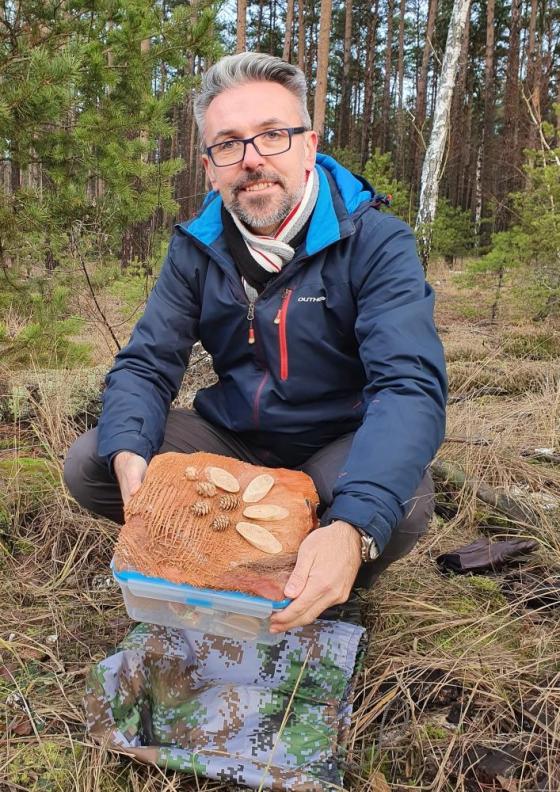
[69,226,121,353]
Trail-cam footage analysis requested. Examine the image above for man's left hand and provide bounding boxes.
[269,520,362,633]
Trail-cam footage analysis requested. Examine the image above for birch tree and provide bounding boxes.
[415,0,472,270]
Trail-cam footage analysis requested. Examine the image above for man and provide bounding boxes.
[64,52,447,633]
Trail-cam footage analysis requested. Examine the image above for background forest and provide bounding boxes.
[0,0,559,365]
[1,2,560,791]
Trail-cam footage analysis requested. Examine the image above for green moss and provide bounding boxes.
[0,457,59,530]
[466,575,502,594]
[7,740,83,790]
[0,457,58,485]
[422,723,449,741]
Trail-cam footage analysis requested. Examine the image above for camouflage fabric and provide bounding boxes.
[84,620,365,790]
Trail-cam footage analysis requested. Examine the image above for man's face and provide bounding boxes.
[202,81,318,235]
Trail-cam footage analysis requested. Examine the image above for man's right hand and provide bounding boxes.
[113,451,148,507]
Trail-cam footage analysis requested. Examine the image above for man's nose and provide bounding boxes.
[242,140,266,169]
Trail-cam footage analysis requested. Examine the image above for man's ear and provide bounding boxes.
[202,155,217,191]
[303,131,318,171]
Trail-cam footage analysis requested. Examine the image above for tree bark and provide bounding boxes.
[313,0,332,141]
[480,0,496,247]
[338,0,353,147]
[297,0,305,71]
[360,0,379,165]
[524,0,539,153]
[236,0,247,52]
[381,0,395,152]
[412,0,438,192]
[448,9,470,206]
[415,0,472,270]
[396,0,406,178]
[282,0,294,60]
[496,0,522,229]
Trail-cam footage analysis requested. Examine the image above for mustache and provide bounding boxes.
[232,171,285,194]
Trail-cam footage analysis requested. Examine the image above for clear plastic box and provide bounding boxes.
[112,563,291,644]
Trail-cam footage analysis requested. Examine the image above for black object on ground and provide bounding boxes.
[436,537,538,574]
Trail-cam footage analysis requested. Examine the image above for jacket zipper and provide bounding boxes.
[274,289,292,381]
[247,300,256,344]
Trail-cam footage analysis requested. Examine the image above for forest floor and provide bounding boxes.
[1,259,560,791]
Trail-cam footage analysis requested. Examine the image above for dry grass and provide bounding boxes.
[1,269,560,791]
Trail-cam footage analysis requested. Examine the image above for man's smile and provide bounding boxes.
[241,181,279,193]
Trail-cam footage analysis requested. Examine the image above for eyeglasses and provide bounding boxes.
[206,127,307,167]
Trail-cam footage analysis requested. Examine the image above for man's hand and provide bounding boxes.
[113,451,147,507]
[269,520,362,633]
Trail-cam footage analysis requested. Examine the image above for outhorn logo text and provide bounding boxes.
[297,296,327,302]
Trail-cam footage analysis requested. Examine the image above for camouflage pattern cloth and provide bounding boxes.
[84,620,365,790]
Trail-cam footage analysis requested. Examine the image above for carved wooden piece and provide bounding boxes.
[235,521,283,554]
[242,504,289,521]
[242,473,275,503]
[207,466,241,492]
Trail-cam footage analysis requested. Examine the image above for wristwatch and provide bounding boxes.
[356,528,380,562]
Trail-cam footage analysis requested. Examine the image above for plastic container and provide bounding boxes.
[112,562,291,644]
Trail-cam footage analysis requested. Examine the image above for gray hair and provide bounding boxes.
[194,52,311,148]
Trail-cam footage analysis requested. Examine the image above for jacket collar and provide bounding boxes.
[178,154,374,257]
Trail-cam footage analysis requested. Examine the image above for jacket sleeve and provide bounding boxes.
[323,215,447,553]
[97,234,201,466]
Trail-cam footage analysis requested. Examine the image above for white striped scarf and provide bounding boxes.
[230,168,319,301]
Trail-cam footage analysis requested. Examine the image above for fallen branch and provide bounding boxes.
[448,386,509,404]
[444,435,491,447]
[521,448,560,466]
[431,458,540,527]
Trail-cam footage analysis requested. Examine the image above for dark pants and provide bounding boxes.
[64,408,434,590]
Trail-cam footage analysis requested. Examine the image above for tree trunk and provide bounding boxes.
[524,0,539,153]
[496,0,521,229]
[236,0,247,52]
[480,0,496,247]
[256,0,265,49]
[448,9,470,206]
[396,0,406,178]
[412,0,438,192]
[338,0,353,146]
[415,0,472,270]
[381,0,395,152]
[297,0,305,71]
[360,0,379,165]
[313,0,332,141]
[282,0,295,61]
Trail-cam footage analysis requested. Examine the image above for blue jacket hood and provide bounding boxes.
[180,153,374,256]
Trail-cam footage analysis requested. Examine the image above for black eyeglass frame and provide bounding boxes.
[206,126,308,167]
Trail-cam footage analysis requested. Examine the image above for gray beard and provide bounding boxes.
[230,194,293,230]
[228,182,305,232]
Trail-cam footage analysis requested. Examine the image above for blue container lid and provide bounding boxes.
[112,561,292,610]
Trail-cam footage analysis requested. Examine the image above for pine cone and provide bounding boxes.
[219,494,239,511]
[196,481,217,497]
[191,500,211,517]
[211,515,230,532]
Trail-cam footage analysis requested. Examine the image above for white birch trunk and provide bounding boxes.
[473,142,482,249]
[415,0,472,270]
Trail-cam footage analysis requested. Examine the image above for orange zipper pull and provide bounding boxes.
[247,301,256,344]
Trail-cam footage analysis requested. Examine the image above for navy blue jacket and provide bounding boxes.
[98,154,447,553]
